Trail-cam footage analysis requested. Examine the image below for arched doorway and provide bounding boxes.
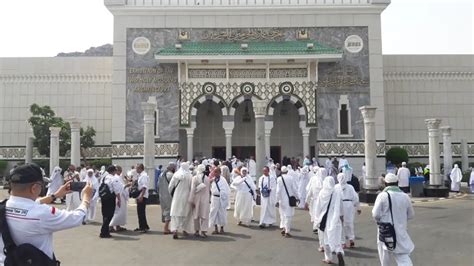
[271,100,303,163]
[232,99,256,159]
[194,100,225,159]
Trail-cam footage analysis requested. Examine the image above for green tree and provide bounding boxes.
[28,104,69,157]
[28,104,96,164]
[386,147,409,166]
[80,126,96,163]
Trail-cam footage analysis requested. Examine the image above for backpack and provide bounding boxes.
[129,181,140,199]
[0,200,60,266]
[99,176,115,201]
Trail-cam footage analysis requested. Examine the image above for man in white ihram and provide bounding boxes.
[449,164,463,193]
[396,162,411,193]
[372,173,415,266]
[276,166,298,237]
[0,163,93,265]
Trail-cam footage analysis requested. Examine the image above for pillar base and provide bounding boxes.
[358,189,379,204]
[147,192,159,205]
[423,185,450,198]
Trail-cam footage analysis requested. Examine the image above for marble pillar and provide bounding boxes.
[314,127,319,160]
[49,127,61,174]
[142,100,157,189]
[25,137,34,164]
[69,117,81,167]
[360,106,378,191]
[441,126,452,180]
[223,121,234,160]
[425,119,442,186]
[254,100,267,178]
[461,139,469,172]
[301,127,311,159]
[264,121,273,160]
[185,127,194,161]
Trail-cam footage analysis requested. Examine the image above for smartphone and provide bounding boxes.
[70,182,86,192]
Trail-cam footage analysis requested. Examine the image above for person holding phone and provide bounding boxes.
[0,163,93,264]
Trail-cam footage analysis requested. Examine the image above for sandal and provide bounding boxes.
[211,230,219,235]
[322,260,334,264]
[163,231,171,235]
[201,232,208,238]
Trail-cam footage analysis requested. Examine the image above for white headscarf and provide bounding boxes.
[220,165,230,180]
[241,167,249,176]
[450,164,463,183]
[337,172,347,185]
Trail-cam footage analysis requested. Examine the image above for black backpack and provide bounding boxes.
[0,200,59,266]
[99,176,115,201]
[129,181,140,199]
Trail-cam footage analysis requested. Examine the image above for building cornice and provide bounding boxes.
[383,71,474,81]
[0,74,112,83]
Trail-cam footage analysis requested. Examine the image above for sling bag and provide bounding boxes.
[170,180,180,198]
[243,179,256,201]
[318,194,333,232]
[281,177,297,207]
[99,176,115,201]
[377,192,397,251]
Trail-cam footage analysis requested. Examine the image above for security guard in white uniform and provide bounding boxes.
[0,163,93,264]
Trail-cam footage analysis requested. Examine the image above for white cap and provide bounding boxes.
[402,162,407,166]
[281,166,288,173]
[384,173,399,183]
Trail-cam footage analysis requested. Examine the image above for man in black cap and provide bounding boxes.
[0,163,93,264]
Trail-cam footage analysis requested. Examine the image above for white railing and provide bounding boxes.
[124,0,374,7]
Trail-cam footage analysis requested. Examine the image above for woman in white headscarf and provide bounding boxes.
[450,164,463,192]
[314,176,344,265]
[83,169,100,223]
[188,164,211,237]
[306,167,326,250]
[169,162,193,239]
[46,166,63,199]
[231,167,256,226]
[298,166,310,209]
[335,173,360,249]
[220,165,232,210]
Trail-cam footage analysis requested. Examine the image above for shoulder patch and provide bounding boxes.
[51,206,56,215]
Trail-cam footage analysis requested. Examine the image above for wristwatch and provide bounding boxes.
[50,194,57,202]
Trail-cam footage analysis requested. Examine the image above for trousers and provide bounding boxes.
[137,197,149,230]
[100,196,116,236]
[377,242,413,266]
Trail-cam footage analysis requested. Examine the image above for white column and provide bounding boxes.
[360,106,378,190]
[223,121,234,160]
[185,127,194,161]
[253,100,267,178]
[49,127,61,174]
[69,117,81,167]
[425,119,442,186]
[441,126,452,181]
[461,139,469,173]
[301,128,310,158]
[142,100,157,189]
[25,126,34,164]
[264,121,273,160]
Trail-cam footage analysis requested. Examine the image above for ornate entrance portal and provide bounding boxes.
[155,38,343,172]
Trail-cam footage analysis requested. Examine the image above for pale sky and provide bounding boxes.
[0,0,472,57]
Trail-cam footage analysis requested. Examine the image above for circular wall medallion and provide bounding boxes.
[202,83,216,94]
[344,35,363,53]
[132,37,151,55]
[279,82,294,95]
[241,83,255,95]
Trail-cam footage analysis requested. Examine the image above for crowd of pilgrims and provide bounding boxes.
[43,154,362,264]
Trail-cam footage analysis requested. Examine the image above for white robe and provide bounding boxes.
[258,175,277,225]
[83,175,99,221]
[209,177,230,227]
[397,167,411,188]
[305,171,324,225]
[297,169,310,208]
[169,168,193,232]
[372,188,415,255]
[231,175,256,224]
[335,183,359,241]
[314,177,344,254]
[110,175,128,227]
[248,159,257,179]
[450,167,463,192]
[46,167,63,196]
[276,174,298,217]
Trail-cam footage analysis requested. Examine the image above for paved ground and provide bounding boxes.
[1,190,473,265]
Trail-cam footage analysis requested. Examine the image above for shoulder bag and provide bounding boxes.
[318,194,333,232]
[377,192,397,251]
[281,177,297,207]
